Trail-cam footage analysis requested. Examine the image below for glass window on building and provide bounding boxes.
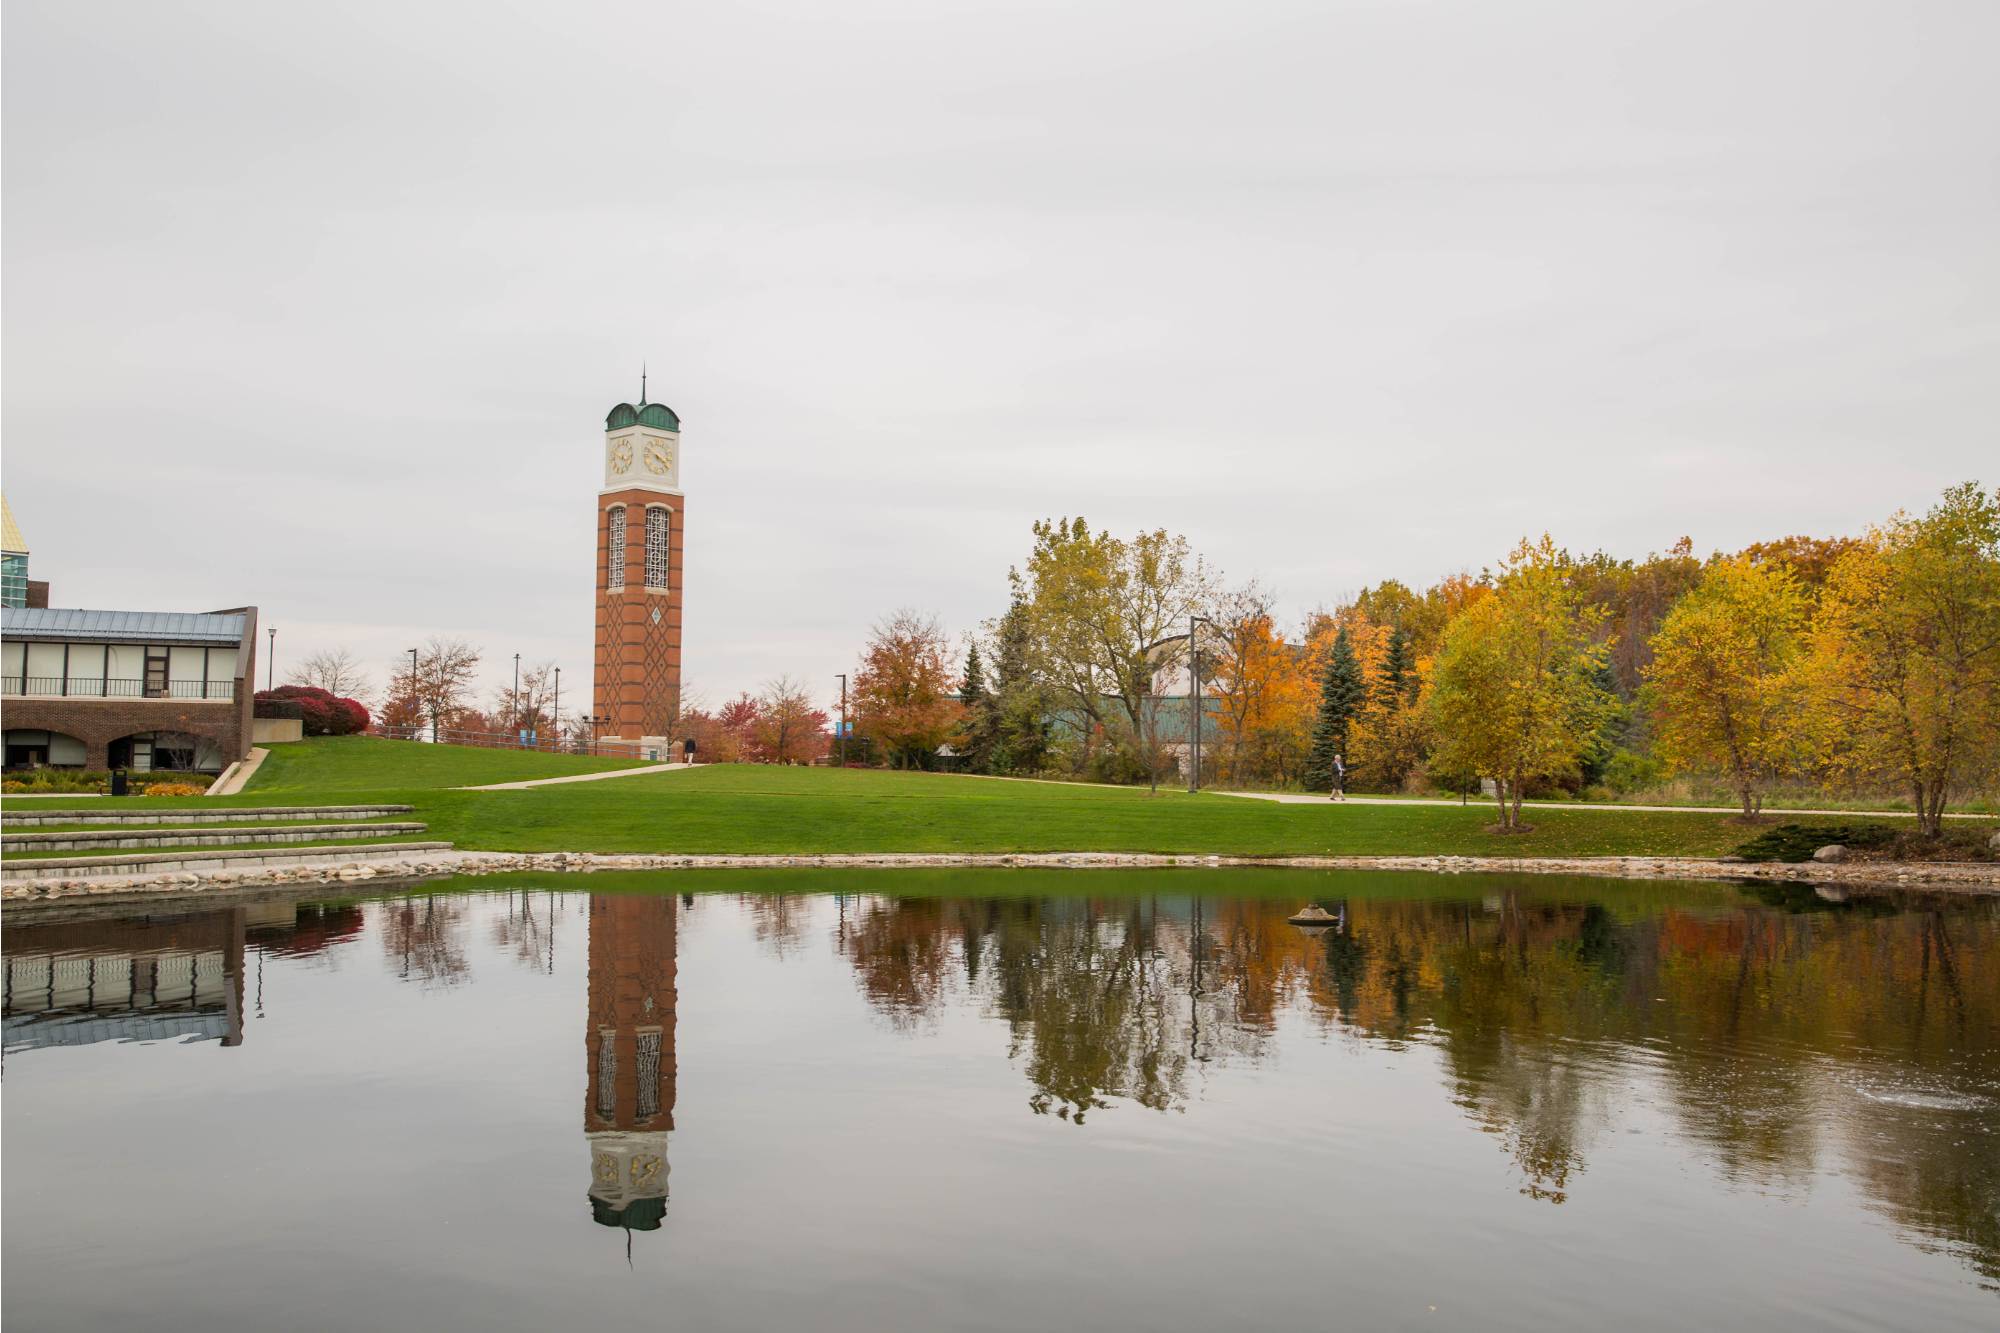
[645,508,668,588]
[1,552,26,609]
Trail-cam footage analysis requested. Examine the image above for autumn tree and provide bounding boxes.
[1738,534,1866,593]
[752,676,827,764]
[1303,625,1366,791]
[491,660,559,741]
[1354,625,1428,792]
[1207,583,1290,784]
[852,611,963,769]
[1429,536,1614,830]
[398,637,482,740]
[1643,556,1811,816]
[291,647,374,707]
[1011,518,1215,775]
[1802,482,2000,836]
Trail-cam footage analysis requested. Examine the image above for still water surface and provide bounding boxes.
[4,869,1996,1330]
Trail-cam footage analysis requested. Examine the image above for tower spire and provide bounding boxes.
[640,364,647,406]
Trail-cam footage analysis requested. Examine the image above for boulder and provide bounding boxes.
[1989,831,2000,852]
[1812,844,1847,863]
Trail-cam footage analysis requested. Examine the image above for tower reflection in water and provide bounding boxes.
[582,893,677,1232]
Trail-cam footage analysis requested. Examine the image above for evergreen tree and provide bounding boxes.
[1377,628,1414,710]
[989,599,1051,774]
[959,642,998,773]
[1304,624,1367,790]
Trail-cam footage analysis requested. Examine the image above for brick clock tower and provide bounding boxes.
[593,383,684,760]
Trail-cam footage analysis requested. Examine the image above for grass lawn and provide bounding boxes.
[392,765,1773,857]
[15,738,1988,862]
[246,735,654,792]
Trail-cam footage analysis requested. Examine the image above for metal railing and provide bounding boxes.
[373,722,647,758]
[1,675,239,701]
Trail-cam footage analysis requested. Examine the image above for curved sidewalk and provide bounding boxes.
[456,762,690,792]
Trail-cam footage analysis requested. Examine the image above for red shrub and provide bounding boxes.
[256,686,371,736]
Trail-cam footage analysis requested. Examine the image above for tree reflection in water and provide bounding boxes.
[825,884,1998,1281]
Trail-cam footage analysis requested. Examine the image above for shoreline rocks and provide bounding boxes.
[4,847,1998,908]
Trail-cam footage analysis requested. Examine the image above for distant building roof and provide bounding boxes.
[1,493,24,555]
[1,607,249,644]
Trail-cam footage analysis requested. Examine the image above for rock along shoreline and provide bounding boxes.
[5,848,1998,909]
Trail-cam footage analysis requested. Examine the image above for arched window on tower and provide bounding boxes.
[645,507,669,589]
[607,507,627,587]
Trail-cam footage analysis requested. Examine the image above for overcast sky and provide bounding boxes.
[5,0,1995,711]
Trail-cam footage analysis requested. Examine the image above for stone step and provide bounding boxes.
[4,822,428,853]
[1,803,415,829]
[2,842,456,882]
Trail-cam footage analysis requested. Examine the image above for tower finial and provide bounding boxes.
[640,364,647,406]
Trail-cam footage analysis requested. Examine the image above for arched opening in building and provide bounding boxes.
[107,730,224,773]
[4,728,88,770]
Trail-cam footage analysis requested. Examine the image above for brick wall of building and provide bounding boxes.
[593,491,684,741]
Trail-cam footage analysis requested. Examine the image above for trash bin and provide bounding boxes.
[110,769,129,797]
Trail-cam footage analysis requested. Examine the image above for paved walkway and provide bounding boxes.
[1215,791,1986,820]
[457,762,691,792]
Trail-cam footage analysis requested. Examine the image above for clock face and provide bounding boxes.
[610,440,634,474]
[644,441,672,475]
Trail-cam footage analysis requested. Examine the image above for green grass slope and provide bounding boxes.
[405,764,1764,858]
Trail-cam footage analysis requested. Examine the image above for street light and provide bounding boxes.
[836,673,848,768]
[267,626,276,691]
[407,648,419,742]
[588,713,609,756]
[512,653,521,745]
[552,667,561,750]
[1187,614,1216,794]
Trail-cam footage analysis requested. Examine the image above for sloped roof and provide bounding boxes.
[1,493,24,555]
[1,607,248,644]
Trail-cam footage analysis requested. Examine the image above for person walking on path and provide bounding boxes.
[682,736,697,766]
[1330,752,1347,802]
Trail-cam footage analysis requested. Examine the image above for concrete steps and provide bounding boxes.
[4,822,429,854]
[1,803,414,829]
[3,841,456,883]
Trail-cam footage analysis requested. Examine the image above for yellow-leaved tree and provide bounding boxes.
[1429,536,1613,830]
[1801,482,2000,836]
[1643,555,1811,816]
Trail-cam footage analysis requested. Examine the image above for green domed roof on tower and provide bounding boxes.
[606,369,679,432]
[606,401,679,432]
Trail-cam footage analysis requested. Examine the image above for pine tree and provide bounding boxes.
[989,599,1050,774]
[1377,628,1414,710]
[959,642,997,773]
[1304,624,1367,791]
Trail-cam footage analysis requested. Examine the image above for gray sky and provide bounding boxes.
[6,0,1995,711]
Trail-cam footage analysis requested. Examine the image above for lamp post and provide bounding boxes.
[588,713,608,756]
[267,626,276,690]
[1187,614,1215,794]
[407,648,420,742]
[836,673,848,768]
[512,653,521,745]
[552,667,561,751]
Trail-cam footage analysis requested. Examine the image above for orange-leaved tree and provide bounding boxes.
[852,610,964,769]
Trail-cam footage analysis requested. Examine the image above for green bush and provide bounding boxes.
[1602,748,1665,796]
[1735,823,1899,863]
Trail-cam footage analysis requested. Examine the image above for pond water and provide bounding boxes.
[4,870,1996,1331]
